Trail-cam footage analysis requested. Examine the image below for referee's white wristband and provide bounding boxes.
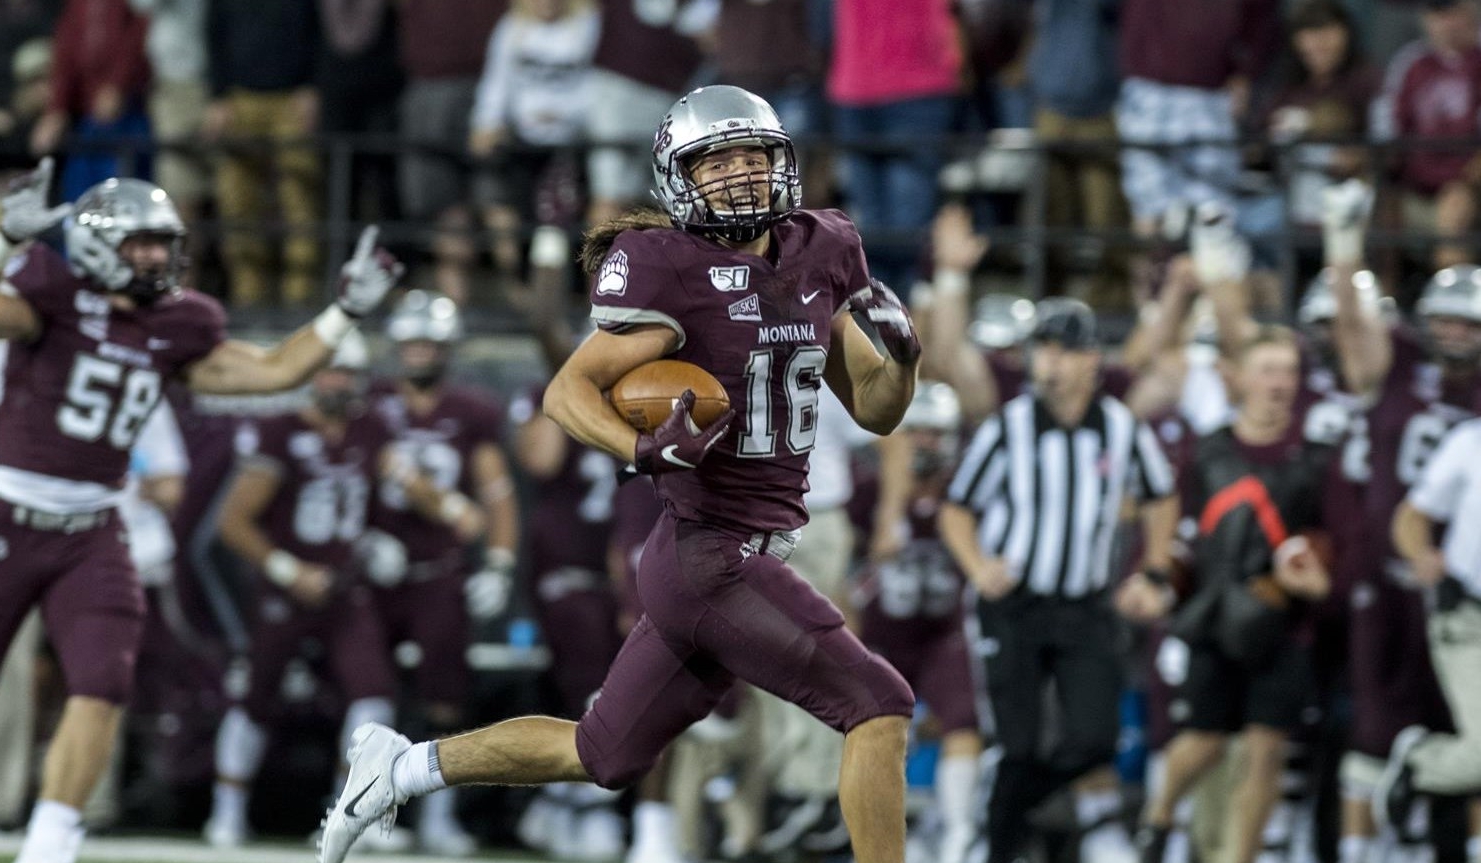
[264,550,299,587]
[312,304,355,347]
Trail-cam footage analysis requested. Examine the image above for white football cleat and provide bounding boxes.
[317,723,412,863]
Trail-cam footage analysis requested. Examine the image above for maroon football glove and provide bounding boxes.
[633,390,735,475]
[849,278,921,365]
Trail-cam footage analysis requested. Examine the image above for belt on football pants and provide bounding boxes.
[9,505,112,534]
[742,528,802,563]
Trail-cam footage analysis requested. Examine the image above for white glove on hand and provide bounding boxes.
[336,225,404,318]
[1321,179,1373,267]
[464,565,513,621]
[2,158,72,242]
[1189,202,1251,287]
[356,529,408,588]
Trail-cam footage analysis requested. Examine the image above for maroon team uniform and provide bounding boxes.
[855,493,977,736]
[231,412,396,721]
[1345,329,1478,758]
[367,382,506,706]
[511,386,625,717]
[573,210,915,789]
[0,243,224,704]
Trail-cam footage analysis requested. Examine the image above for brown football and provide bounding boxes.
[610,360,730,434]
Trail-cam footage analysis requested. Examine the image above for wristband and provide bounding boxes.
[312,304,355,346]
[439,492,474,526]
[485,546,516,574]
[264,550,299,587]
[911,283,935,310]
[935,270,970,297]
[530,226,570,269]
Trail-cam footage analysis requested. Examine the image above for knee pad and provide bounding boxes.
[575,719,656,791]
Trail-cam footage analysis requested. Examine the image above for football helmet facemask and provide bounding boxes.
[652,85,800,244]
[386,289,463,387]
[1416,265,1481,363]
[67,178,186,303]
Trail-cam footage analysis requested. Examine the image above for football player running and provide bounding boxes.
[319,85,921,863]
[0,159,401,863]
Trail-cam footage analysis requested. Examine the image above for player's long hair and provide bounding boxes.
[579,207,673,275]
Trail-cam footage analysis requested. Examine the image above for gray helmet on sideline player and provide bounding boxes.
[66,177,187,302]
[385,289,463,388]
[652,85,801,244]
[900,381,963,476]
[314,329,370,418]
[1416,264,1481,364]
[968,293,1037,351]
[1297,268,1385,369]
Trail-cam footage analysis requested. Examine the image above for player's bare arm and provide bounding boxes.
[0,289,39,341]
[472,442,519,561]
[514,411,571,480]
[824,307,916,435]
[923,203,998,424]
[218,462,332,607]
[1330,262,1391,397]
[543,324,678,462]
[188,225,402,395]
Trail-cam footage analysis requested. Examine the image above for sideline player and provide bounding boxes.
[318,84,921,863]
[0,160,401,863]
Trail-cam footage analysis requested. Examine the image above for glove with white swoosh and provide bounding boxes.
[633,390,735,475]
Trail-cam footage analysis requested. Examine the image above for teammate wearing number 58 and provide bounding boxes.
[320,86,921,863]
[0,161,402,863]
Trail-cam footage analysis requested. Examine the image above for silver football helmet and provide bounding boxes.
[900,381,962,476]
[66,178,186,300]
[1417,265,1481,363]
[1416,265,1481,323]
[386,289,462,387]
[968,293,1037,350]
[651,85,800,244]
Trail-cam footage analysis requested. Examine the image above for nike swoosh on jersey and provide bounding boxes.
[660,444,697,468]
[344,775,381,818]
[801,290,821,304]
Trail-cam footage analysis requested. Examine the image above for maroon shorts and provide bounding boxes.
[242,582,395,721]
[372,572,470,706]
[533,567,624,718]
[1347,576,1452,757]
[574,514,915,789]
[865,619,978,735]
[0,501,145,705]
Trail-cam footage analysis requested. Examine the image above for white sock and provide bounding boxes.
[419,787,461,833]
[17,800,84,863]
[392,741,447,798]
[1075,787,1122,828]
[210,782,249,827]
[936,755,978,835]
[1339,835,1372,863]
[631,801,675,849]
[215,707,268,782]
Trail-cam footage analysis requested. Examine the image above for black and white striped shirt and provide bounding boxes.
[947,393,1176,599]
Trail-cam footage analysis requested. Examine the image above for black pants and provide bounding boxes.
[974,593,1123,858]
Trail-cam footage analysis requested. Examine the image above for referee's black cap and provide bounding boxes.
[1030,298,1101,349]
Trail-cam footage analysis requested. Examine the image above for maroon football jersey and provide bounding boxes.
[0,243,224,493]
[857,491,965,644]
[590,209,867,533]
[510,386,618,576]
[235,410,389,571]
[367,382,506,566]
[609,474,664,615]
[1360,328,1479,568]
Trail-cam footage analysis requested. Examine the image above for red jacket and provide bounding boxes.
[1382,42,1481,194]
[48,0,150,117]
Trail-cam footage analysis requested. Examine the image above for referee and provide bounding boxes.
[938,299,1180,862]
